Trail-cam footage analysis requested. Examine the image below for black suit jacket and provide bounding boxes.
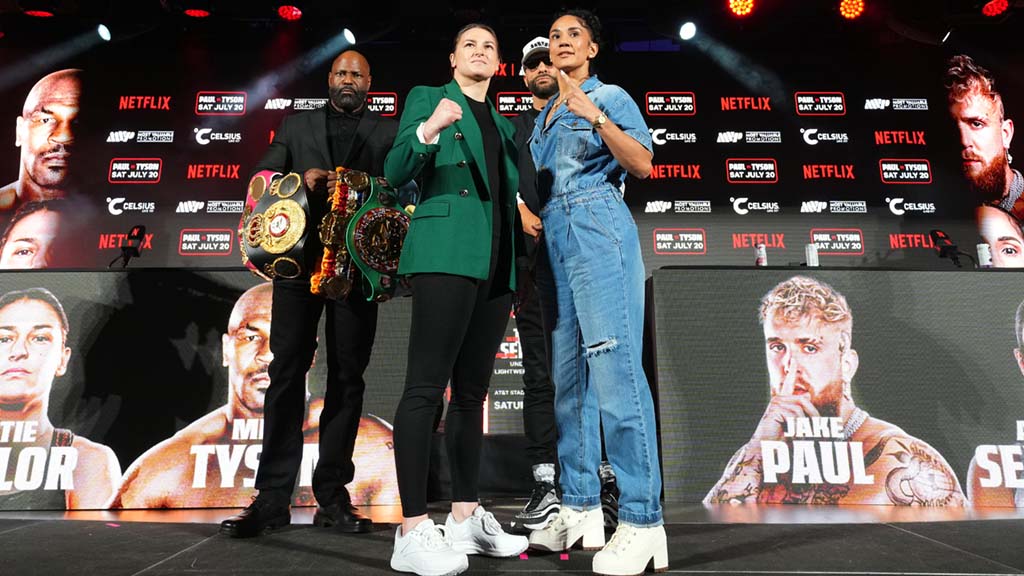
[253,106,399,275]
[511,108,543,268]
[510,108,541,215]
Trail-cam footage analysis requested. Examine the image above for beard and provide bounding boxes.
[965,149,1009,204]
[809,378,845,418]
[529,75,558,100]
[31,144,74,188]
[329,86,366,113]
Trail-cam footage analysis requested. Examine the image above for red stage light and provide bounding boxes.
[184,9,211,18]
[982,0,1009,17]
[277,5,302,21]
[728,0,754,17]
[839,0,865,19]
[24,10,54,17]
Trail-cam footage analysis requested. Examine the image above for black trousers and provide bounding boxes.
[517,238,557,469]
[393,273,512,517]
[255,277,378,505]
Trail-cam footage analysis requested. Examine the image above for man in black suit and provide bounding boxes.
[221,50,397,538]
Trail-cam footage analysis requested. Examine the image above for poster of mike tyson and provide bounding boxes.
[653,268,1024,507]
[0,18,1020,270]
[0,270,405,510]
[0,268,529,510]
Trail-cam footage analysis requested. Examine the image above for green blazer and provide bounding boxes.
[385,79,518,290]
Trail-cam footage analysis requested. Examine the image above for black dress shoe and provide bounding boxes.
[220,496,291,538]
[313,501,372,533]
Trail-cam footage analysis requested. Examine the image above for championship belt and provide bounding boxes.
[311,168,411,302]
[346,174,411,302]
[238,170,309,281]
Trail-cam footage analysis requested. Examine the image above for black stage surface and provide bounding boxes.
[5,502,1024,575]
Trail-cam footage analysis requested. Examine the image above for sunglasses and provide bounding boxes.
[523,56,552,70]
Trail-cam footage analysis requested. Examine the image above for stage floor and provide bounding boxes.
[4,501,1024,575]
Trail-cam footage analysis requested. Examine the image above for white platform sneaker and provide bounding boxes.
[592,523,669,576]
[528,506,605,552]
[390,519,469,576]
[445,505,529,557]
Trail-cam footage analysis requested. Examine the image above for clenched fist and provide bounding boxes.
[422,98,463,142]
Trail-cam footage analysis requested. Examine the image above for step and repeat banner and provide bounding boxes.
[655,268,1024,507]
[0,270,528,510]
[2,20,1022,511]
[0,24,1020,271]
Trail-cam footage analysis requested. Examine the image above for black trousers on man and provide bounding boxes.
[255,277,378,505]
[517,239,557,469]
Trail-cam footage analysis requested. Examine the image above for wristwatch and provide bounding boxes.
[591,113,607,129]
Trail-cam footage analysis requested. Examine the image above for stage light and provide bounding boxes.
[97,24,110,41]
[982,0,1009,17]
[839,0,865,19]
[679,22,697,41]
[343,28,355,44]
[278,5,302,21]
[942,29,952,43]
[728,0,754,17]
[184,8,210,18]
[19,0,57,17]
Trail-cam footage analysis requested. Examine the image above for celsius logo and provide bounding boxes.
[801,128,849,145]
[106,197,155,215]
[731,197,779,215]
[645,201,672,213]
[886,197,936,215]
[194,128,242,145]
[649,128,696,145]
[177,201,205,213]
[264,98,293,110]
[887,197,905,215]
[732,197,749,215]
[107,131,136,143]
[107,197,125,215]
[801,201,828,213]
[888,196,905,215]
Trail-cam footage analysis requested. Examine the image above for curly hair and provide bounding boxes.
[551,8,603,48]
[759,276,852,347]
[944,54,1004,120]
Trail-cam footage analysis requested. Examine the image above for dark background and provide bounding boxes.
[0,0,1021,269]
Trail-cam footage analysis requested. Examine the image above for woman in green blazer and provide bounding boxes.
[384,23,527,576]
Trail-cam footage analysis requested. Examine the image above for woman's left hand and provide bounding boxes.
[556,70,602,122]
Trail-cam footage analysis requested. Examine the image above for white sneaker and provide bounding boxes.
[390,519,469,576]
[445,505,528,558]
[592,524,668,576]
[528,506,604,552]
